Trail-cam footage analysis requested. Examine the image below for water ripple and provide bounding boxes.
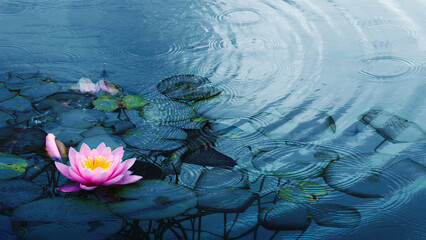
[0,1,35,15]
[215,8,264,25]
[357,56,419,81]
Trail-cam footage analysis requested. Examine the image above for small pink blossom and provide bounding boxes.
[77,78,100,94]
[97,78,120,96]
[54,143,142,192]
[46,133,62,161]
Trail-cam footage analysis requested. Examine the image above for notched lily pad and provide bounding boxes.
[360,109,426,143]
[92,93,119,112]
[0,84,17,102]
[182,147,237,169]
[107,180,197,219]
[0,95,34,112]
[20,81,61,101]
[122,126,186,151]
[308,204,361,228]
[196,187,257,213]
[0,128,46,154]
[58,109,106,129]
[258,202,310,230]
[33,92,95,113]
[0,179,43,208]
[195,168,249,189]
[122,95,146,110]
[0,153,27,179]
[13,198,116,222]
[157,75,221,101]
[139,99,196,122]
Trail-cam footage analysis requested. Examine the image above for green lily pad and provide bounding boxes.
[0,153,27,179]
[122,95,146,110]
[108,180,197,220]
[250,107,336,142]
[139,99,196,122]
[196,187,258,213]
[157,75,221,101]
[258,202,310,230]
[122,126,186,151]
[252,143,339,179]
[308,204,361,228]
[360,109,426,143]
[0,84,17,102]
[0,179,43,208]
[20,220,122,240]
[13,198,116,222]
[278,187,315,203]
[20,81,61,101]
[293,181,328,197]
[324,154,425,198]
[92,93,119,112]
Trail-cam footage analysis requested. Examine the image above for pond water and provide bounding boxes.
[0,0,425,239]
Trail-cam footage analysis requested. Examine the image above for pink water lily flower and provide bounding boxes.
[77,77,100,94]
[54,143,142,192]
[97,78,120,96]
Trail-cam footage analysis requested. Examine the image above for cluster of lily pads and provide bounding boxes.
[0,70,425,240]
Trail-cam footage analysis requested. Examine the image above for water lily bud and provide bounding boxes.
[45,134,63,161]
[97,78,122,96]
[77,78,100,94]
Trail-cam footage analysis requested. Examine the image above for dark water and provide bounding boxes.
[0,0,425,239]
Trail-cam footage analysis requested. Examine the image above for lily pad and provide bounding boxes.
[258,202,310,230]
[182,147,237,169]
[278,187,315,203]
[0,95,34,112]
[324,154,426,198]
[122,95,146,110]
[293,181,327,197]
[0,179,43,208]
[196,187,258,213]
[20,220,122,240]
[58,109,106,129]
[33,92,95,113]
[122,126,186,151]
[92,93,119,112]
[165,117,208,130]
[157,75,221,101]
[20,82,61,101]
[195,168,249,189]
[360,109,426,143]
[1,128,47,154]
[13,198,116,222]
[0,111,13,127]
[40,122,84,146]
[5,76,39,91]
[0,153,27,180]
[252,144,339,179]
[250,107,336,142]
[0,84,17,102]
[108,180,197,219]
[129,161,163,180]
[308,204,361,228]
[0,215,14,240]
[139,99,196,122]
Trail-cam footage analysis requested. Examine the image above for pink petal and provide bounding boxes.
[101,147,112,159]
[109,158,136,179]
[55,162,77,182]
[57,183,82,192]
[68,167,88,184]
[90,168,109,185]
[102,174,124,186]
[111,147,124,161]
[68,148,79,174]
[46,134,62,161]
[79,167,95,183]
[79,143,92,157]
[96,142,107,153]
[80,184,98,191]
[115,174,143,185]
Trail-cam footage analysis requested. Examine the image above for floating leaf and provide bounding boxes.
[183,147,237,169]
[33,92,95,113]
[0,179,42,208]
[0,215,14,240]
[13,198,116,222]
[92,93,119,112]
[5,76,39,90]
[293,181,328,197]
[20,81,61,101]
[360,109,426,142]
[129,161,164,180]
[58,109,106,129]
[139,99,196,122]
[0,84,17,102]
[157,75,221,101]
[0,111,13,128]
[252,144,338,179]
[195,168,249,189]
[250,107,336,141]
[121,95,146,110]
[0,95,34,112]
[308,204,361,228]
[278,187,315,203]
[122,126,186,151]
[196,187,257,213]
[20,220,122,240]
[108,180,197,219]
[0,153,27,180]
[258,202,310,230]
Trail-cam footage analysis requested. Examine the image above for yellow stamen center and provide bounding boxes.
[82,156,111,170]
